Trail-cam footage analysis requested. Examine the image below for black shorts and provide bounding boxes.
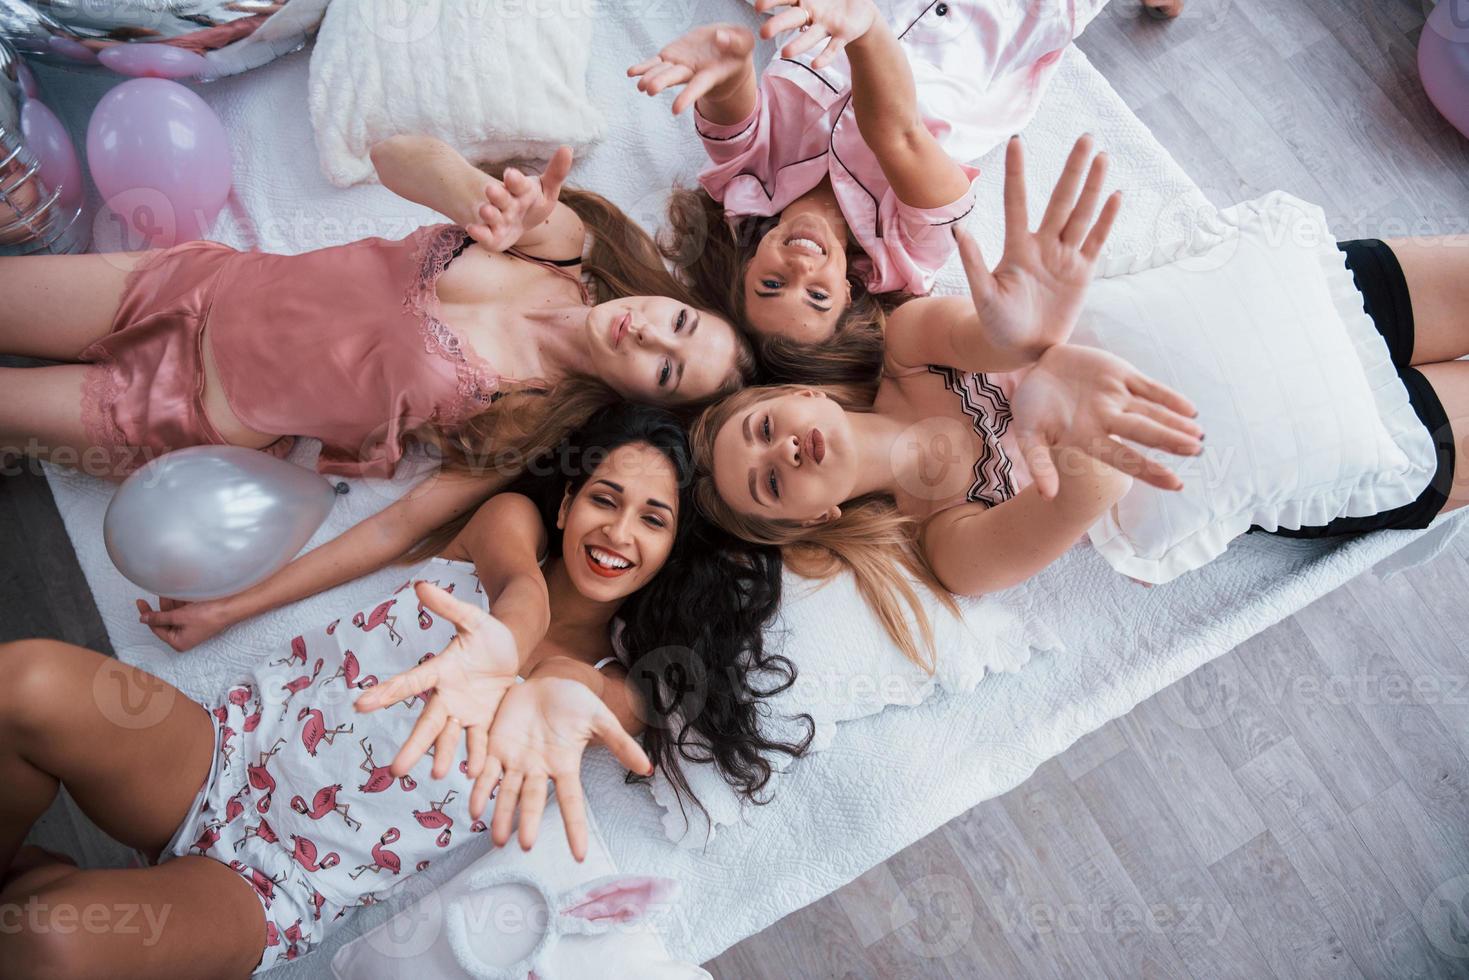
[1263,239,1455,539]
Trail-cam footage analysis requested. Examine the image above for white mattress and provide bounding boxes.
[28,5,1467,969]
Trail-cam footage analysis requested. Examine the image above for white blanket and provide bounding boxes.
[29,5,1467,968]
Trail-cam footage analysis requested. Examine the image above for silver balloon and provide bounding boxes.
[0,33,85,251]
[104,445,339,600]
[0,0,329,79]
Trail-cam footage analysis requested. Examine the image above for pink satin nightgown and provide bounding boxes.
[78,224,573,478]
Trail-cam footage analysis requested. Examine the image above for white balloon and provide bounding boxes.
[104,446,338,600]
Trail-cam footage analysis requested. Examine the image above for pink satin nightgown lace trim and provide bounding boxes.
[404,225,507,427]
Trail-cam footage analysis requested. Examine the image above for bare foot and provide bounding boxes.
[1144,0,1183,17]
[1,845,79,896]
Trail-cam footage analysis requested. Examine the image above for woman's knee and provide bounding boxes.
[0,640,92,740]
[0,905,95,979]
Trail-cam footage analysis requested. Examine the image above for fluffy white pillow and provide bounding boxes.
[331,796,708,979]
[1077,191,1437,583]
[308,0,605,188]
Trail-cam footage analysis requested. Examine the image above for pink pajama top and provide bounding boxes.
[696,0,1104,295]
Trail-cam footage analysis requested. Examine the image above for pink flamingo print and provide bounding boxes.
[326,618,341,635]
[224,685,263,732]
[229,861,285,907]
[298,707,353,756]
[281,920,306,961]
[413,791,458,848]
[308,889,326,922]
[327,650,378,691]
[188,819,225,854]
[234,818,278,851]
[271,635,308,668]
[352,600,403,645]
[357,737,417,793]
[278,658,325,720]
[470,820,488,834]
[223,785,251,824]
[349,828,402,880]
[289,834,340,872]
[290,783,361,831]
[415,859,431,873]
[248,738,287,814]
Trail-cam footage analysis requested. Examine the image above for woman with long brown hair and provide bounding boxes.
[0,135,756,649]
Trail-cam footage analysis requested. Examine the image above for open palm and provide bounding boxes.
[353,581,520,781]
[628,24,755,115]
[476,676,651,861]
[1011,343,1203,498]
[959,135,1122,359]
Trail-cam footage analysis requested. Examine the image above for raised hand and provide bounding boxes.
[474,675,652,861]
[755,0,880,69]
[960,134,1122,362]
[353,581,520,780]
[1011,343,1203,497]
[136,595,236,652]
[627,24,756,116]
[461,146,573,252]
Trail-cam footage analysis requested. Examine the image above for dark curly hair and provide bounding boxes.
[505,402,813,816]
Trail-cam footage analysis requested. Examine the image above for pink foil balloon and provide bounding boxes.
[86,78,233,247]
[20,100,83,211]
[1419,0,1469,140]
[99,44,208,80]
[46,36,98,64]
[16,59,39,99]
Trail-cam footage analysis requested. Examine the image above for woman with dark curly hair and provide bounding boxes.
[0,403,808,977]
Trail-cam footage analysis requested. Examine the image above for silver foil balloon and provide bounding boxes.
[0,0,329,80]
[0,33,85,251]
[104,445,339,600]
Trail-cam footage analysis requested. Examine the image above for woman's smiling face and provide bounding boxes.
[742,212,851,344]
[558,442,680,601]
[710,389,857,524]
[585,296,741,405]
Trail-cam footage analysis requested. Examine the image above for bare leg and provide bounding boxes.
[0,364,124,480]
[1407,361,1469,516]
[0,639,216,873]
[0,251,155,361]
[0,856,265,979]
[1383,236,1469,365]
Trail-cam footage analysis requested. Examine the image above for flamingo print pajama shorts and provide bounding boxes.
[153,558,494,973]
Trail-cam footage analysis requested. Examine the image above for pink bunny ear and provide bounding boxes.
[558,875,679,925]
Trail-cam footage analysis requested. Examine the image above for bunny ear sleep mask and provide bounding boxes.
[445,869,680,980]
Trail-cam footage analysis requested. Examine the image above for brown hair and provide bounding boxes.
[662,186,901,393]
[688,384,962,671]
[401,186,758,563]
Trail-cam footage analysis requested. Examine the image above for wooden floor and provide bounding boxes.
[3,2,1467,978]
[707,1,1469,977]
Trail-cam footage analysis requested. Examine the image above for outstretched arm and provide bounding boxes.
[757,0,970,209]
[370,134,582,257]
[138,468,506,651]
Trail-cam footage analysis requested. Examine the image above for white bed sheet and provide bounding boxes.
[28,3,1467,967]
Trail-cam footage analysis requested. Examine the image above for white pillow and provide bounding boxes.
[331,796,708,979]
[1077,191,1437,583]
[308,0,605,188]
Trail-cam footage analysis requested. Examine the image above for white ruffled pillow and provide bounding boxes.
[308,0,605,188]
[1077,191,1437,583]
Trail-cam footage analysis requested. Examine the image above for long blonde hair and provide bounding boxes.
[402,186,758,563]
[688,384,961,671]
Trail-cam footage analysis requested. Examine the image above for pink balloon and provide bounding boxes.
[16,59,40,99]
[46,36,98,64]
[86,78,233,248]
[1419,0,1469,140]
[20,100,83,211]
[98,44,208,80]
